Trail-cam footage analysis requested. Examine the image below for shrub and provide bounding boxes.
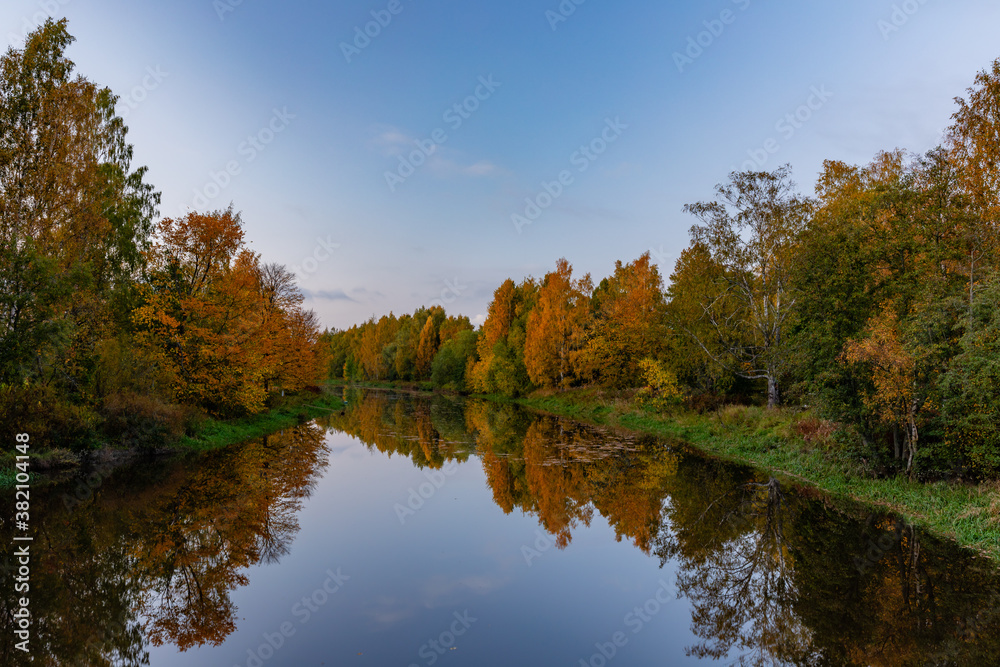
[101,392,188,449]
[0,384,97,451]
[635,358,684,411]
[431,330,480,392]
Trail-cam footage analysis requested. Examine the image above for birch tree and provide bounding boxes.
[680,166,811,407]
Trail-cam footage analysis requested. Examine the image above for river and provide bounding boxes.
[2,387,999,666]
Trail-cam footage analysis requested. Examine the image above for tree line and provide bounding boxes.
[0,20,326,451]
[326,55,1000,481]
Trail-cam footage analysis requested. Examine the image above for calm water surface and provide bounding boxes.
[3,388,1000,666]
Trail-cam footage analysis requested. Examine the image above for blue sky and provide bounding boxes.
[4,0,1000,329]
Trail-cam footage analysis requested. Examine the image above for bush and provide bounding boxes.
[0,384,97,451]
[794,416,837,447]
[635,358,683,411]
[101,392,189,449]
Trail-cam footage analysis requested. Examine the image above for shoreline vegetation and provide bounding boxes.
[333,381,1000,563]
[0,389,347,489]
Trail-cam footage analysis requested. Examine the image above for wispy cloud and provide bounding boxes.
[371,126,412,156]
[301,288,358,302]
[372,125,500,179]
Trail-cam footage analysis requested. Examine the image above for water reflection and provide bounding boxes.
[331,389,1000,666]
[0,422,329,666]
[2,388,999,666]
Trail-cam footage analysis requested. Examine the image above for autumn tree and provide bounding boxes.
[438,314,474,345]
[579,253,666,389]
[134,208,268,415]
[256,262,321,393]
[948,56,1000,318]
[467,278,537,396]
[787,150,973,471]
[524,258,592,389]
[355,314,400,381]
[842,306,922,477]
[0,19,158,387]
[681,166,811,407]
[415,315,438,379]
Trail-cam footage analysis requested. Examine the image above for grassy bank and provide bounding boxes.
[177,389,346,452]
[509,387,1000,562]
[0,389,347,489]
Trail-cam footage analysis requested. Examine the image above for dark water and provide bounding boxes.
[3,388,1000,666]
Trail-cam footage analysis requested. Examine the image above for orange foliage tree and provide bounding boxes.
[134,208,320,415]
[842,305,922,477]
[524,258,592,389]
[581,252,666,389]
[415,315,438,379]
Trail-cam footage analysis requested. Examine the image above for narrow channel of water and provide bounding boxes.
[2,387,999,666]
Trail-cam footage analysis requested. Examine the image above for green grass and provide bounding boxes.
[511,388,1000,562]
[177,389,347,452]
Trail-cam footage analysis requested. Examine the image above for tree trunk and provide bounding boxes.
[905,404,919,479]
[767,376,780,409]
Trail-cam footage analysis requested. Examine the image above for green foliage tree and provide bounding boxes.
[939,277,1000,476]
[0,19,159,388]
[431,329,479,392]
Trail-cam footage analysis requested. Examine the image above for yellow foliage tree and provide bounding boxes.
[415,315,438,380]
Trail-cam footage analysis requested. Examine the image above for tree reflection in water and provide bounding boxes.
[333,390,1000,666]
[0,421,329,665]
[655,474,817,665]
[133,423,329,650]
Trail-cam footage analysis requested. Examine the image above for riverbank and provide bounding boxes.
[176,389,346,452]
[0,389,347,489]
[510,387,1000,562]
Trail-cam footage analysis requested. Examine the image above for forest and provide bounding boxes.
[0,21,327,453]
[324,56,1000,482]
